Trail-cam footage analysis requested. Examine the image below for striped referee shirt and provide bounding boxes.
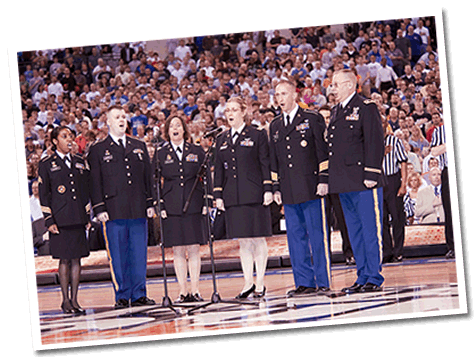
[383,134,408,176]
[430,124,448,168]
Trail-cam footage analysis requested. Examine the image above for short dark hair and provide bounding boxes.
[163,116,190,142]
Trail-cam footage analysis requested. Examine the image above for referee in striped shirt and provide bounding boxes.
[430,121,454,258]
[382,122,408,263]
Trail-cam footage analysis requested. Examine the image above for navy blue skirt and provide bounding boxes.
[224,204,272,239]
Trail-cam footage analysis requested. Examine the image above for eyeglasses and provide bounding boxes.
[331,80,351,89]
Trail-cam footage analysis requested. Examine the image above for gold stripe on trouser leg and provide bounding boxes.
[372,188,383,265]
[101,222,119,292]
[320,198,331,287]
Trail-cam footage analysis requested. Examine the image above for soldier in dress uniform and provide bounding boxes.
[155,115,211,303]
[87,105,156,309]
[327,69,386,293]
[38,126,90,314]
[269,80,331,296]
[214,96,273,299]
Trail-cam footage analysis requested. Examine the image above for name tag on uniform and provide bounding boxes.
[296,123,310,131]
[164,154,174,164]
[220,144,228,151]
[240,138,254,147]
[346,107,360,121]
[185,153,198,162]
[50,161,61,172]
[103,150,113,162]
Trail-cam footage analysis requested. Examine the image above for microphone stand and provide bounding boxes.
[183,134,260,315]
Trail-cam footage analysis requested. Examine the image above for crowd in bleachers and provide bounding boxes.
[19,16,445,246]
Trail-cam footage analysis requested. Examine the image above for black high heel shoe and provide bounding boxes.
[235,284,256,299]
[61,300,75,314]
[253,286,266,298]
[71,301,85,314]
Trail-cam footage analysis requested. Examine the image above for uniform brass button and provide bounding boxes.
[330,134,334,138]
[286,137,290,141]
[69,173,73,177]
[128,181,132,184]
[70,181,74,185]
[288,154,292,159]
[71,189,75,192]
[72,196,76,200]
[331,126,335,130]
[125,158,129,162]
[289,163,293,168]
[329,152,333,156]
[127,173,131,176]
[287,145,291,150]
[126,165,130,169]
[180,183,184,186]
[329,143,333,147]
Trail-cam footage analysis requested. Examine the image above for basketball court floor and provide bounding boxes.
[37,257,460,348]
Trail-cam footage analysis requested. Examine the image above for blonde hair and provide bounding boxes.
[226,96,251,125]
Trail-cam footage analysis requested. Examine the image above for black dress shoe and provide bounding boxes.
[175,294,187,303]
[253,286,266,298]
[131,296,156,306]
[61,300,75,314]
[445,250,455,259]
[360,282,382,293]
[346,257,356,265]
[114,299,130,309]
[192,293,204,302]
[287,286,316,296]
[391,255,403,263]
[382,255,393,264]
[341,283,363,294]
[316,286,331,295]
[235,284,256,299]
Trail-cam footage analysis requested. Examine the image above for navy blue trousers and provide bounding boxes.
[284,198,331,289]
[339,188,384,286]
[102,218,148,302]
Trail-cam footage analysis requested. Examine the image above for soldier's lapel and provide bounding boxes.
[124,137,134,156]
[288,108,305,134]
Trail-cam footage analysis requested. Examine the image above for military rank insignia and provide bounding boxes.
[240,138,254,147]
[346,107,360,121]
[185,153,198,162]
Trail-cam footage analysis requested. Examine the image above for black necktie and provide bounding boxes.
[176,146,182,153]
[336,104,342,117]
[118,138,125,150]
[64,155,70,168]
[285,115,290,127]
[232,131,239,143]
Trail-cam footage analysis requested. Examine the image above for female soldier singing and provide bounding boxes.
[155,116,210,303]
[38,126,90,314]
[213,97,273,299]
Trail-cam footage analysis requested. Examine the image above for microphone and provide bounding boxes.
[203,126,224,139]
